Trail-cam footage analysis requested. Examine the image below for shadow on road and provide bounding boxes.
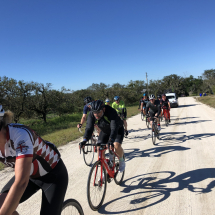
[177,104,199,108]
[124,145,190,162]
[172,120,211,126]
[99,168,215,214]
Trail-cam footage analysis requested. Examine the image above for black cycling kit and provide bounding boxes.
[84,105,124,144]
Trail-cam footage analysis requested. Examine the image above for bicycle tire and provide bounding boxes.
[83,138,94,166]
[114,154,125,185]
[152,123,156,145]
[146,117,150,129]
[87,160,107,211]
[141,112,144,121]
[61,199,84,215]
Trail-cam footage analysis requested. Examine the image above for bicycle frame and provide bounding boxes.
[94,145,118,187]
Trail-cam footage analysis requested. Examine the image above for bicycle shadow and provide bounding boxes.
[158,132,215,145]
[172,120,211,126]
[124,145,190,162]
[99,168,215,214]
[177,104,199,108]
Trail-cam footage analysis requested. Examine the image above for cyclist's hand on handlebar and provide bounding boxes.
[77,123,82,128]
[107,139,114,150]
[79,140,86,150]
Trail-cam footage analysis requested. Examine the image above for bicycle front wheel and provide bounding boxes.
[146,117,150,129]
[61,199,84,215]
[141,112,144,121]
[114,154,125,185]
[152,123,156,145]
[83,138,94,166]
[87,160,107,211]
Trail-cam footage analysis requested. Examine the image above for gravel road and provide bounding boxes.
[1,97,215,215]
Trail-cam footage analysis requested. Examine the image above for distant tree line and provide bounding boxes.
[0,69,214,122]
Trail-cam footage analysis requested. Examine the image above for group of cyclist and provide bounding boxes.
[140,93,171,130]
[0,92,171,214]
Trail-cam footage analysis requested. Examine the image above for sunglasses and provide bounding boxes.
[92,110,102,114]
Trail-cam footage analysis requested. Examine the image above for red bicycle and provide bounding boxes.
[86,143,125,211]
[162,107,170,126]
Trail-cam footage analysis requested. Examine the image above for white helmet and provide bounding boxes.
[105,98,110,102]
[0,105,5,117]
[149,94,155,100]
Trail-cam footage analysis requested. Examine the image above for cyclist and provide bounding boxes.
[0,105,68,215]
[145,94,161,130]
[77,96,92,129]
[157,95,163,118]
[79,100,125,172]
[105,98,111,106]
[140,94,149,118]
[161,94,171,122]
[112,96,128,137]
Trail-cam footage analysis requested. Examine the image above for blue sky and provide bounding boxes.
[0,0,215,91]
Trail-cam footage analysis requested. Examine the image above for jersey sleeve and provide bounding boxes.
[83,105,88,114]
[13,129,34,159]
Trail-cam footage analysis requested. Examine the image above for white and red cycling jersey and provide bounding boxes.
[0,123,60,178]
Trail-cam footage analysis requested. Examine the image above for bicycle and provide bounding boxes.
[86,143,125,211]
[79,127,97,166]
[141,110,145,121]
[162,107,170,127]
[146,115,150,129]
[61,198,84,215]
[151,116,160,145]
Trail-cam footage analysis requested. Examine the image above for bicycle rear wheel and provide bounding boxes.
[83,138,94,166]
[61,199,84,215]
[114,154,125,185]
[152,123,156,145]
[87,160,107,211]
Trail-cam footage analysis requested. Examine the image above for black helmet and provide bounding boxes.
[84,96,92,104]
[157,95,161,99]
[90,100,104,112]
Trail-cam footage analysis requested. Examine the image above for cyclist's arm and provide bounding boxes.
[0,157,32,214]
[141,102,144,111]
[80,114,87,125]
[168,101,171,109]
[83,112,95,141]
[145,103,150,114]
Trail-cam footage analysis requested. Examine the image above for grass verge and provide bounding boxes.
[195,95,215,108]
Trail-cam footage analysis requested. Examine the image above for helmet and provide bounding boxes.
[84,96,92,104]
[149,94,155,100]
[157,95,161,99]
[0,105,5,117]
[143,93,147,96]
[105,98,110,103]
[90,100,104,112]
[114,96,119,101]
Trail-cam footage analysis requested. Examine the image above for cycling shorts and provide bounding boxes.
[97,126,124,145]
[149,112,158,121]
[1,159,68,215]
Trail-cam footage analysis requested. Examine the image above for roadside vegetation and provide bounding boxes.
[196,95,215,109]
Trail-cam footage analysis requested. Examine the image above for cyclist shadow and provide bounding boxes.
[128,128,147,133]
[99,168,215,214]
[124,146,190,162]
[159,132,215,145]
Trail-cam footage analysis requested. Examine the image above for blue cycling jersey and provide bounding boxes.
[83,105,90,114]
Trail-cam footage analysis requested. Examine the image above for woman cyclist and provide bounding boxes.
[0,105,68,215]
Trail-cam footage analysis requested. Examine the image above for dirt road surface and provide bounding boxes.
[1,97,215,215]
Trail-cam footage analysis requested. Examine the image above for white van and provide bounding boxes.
[165,93,179,107]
